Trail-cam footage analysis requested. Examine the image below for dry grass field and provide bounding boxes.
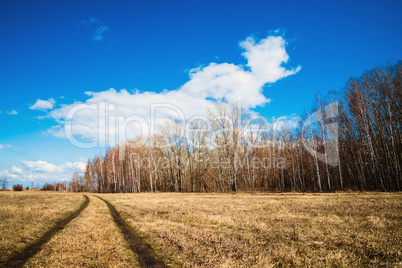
[0,191,83,263]
[100,192,402,267]
[0,191,401,267]
[24,194,139,267]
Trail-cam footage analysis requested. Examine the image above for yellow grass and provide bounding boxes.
[0,191,83,263]
[24,194,139,267]
[1,191,400,267]
[100,192,402,267]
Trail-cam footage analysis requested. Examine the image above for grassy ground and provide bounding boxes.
[100,192,402,267]
[0,191,83,263]
[24,194,139,267]
[0,191,400,267]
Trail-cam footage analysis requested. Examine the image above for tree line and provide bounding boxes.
[67,61,400,193]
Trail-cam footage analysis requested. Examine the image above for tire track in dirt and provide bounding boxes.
[2,195,90,268]
[96,196,165,268]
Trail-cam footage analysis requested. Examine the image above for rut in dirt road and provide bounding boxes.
[96,196,165,268]
[1,195,90,268]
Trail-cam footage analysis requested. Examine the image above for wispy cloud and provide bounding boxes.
[0,144,13,150]
[81,17,110,42]
[93,26,109,42]
[6,110,18,115]
[30,98,55,110]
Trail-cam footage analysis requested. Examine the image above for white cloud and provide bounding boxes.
[0,144,12,150]
[0,160,87,184]
[240,36,301,84]
[10,165,22,174]
[62,161,87,172]
[6,110,18,115]
[23,160,59,172]
[46,34,300,147]
[22,160,86,174]
[0,170,19,179]
[273,114,301,130]
[30,98,55,110]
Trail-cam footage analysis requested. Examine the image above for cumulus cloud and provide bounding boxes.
[46,34,300,147]
[0,144,12,150]
[30,98,55,110]
[0,160,86,184]
[22,160,85,173]
[240,36,301,83]
[10,165,22,174]
[23,160,59,172]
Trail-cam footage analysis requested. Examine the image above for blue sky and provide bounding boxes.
[0,0,401,187]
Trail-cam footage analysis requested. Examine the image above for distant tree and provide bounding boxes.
[1,176,9,190]
[65,61,401,193]
[41,183,52,191]
[12,184,23,191]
